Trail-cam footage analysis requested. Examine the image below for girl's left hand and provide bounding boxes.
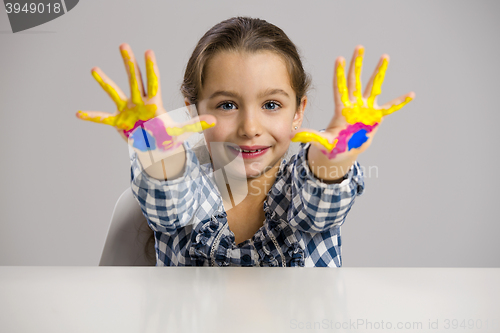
[292,45,415,161]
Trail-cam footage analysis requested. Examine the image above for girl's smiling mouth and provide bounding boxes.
[227,145,270,159]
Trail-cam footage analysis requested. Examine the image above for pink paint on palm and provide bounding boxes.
[124,117,181,151]
[123,120,147,138]
[322,122,378,159]
[142,117,181,151]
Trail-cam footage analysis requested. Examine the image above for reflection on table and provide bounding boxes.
[1,267,499,333]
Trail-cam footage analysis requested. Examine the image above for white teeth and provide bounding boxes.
[232,147,264,153]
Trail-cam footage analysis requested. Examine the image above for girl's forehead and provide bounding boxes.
[206,51,287,77]
[201,50,294,97]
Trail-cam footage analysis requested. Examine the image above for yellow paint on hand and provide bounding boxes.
[342,106,383,126]
[353,48,364,106]
[92,71,127,111]
[123,103,158,130]
[336,60,351,107]
[367,58,388,108]
[331,51,412,128]
[382,96,413,116]
[81,49,161,131]
[291,131,338,152]
[161,140,176,150]
[78,100,157,131]
[166,121,215,136]
[146,58,158,98]
[336,49,384,126]
[121,49,143,106]
[77,111,116,126]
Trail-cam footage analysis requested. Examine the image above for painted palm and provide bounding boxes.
[76,44,215,152]
[292,47,414,159]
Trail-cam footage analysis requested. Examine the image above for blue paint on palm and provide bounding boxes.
[348,129,368,150]
[131,127,157,151]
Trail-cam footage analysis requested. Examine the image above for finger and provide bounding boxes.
[165,115,217,137]
[333,57,351,108]
[379,91,415,116]
[76,110,117,127]
[291,129,338,152]
[364,54,389,108]
[119,43,146,105]
[172,115,218,146]
[145,50,161,99]
[90,67,127,111]
[114,104,158,132]
[347,45,365,106]
[142,115,215,151]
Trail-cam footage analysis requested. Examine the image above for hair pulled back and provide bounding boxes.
[181,17,311,108]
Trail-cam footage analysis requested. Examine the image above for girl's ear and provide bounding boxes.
[293,96,307,128]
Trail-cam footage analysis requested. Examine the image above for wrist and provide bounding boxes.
[307,144,358,183]
[135,144,186,180]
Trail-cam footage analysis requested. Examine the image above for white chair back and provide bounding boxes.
[99,188,156,266]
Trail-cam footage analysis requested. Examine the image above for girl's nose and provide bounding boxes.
[237,108,263,139]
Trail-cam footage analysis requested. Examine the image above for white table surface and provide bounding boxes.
[1,267,499,333]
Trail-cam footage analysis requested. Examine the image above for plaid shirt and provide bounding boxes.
[130,142,364,267]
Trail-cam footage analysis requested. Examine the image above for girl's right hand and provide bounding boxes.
[76,43,216,152]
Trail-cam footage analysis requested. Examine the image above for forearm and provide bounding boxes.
[134,144,186,181]
[130,142,206,234]
[307,145,359,184]
[286,143,365,233]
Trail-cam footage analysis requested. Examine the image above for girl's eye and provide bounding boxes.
[217,102,237,111]
[263,101,281,110]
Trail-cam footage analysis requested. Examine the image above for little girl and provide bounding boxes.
[77,17,414,267]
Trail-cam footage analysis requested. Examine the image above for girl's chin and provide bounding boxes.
[224,168,261,180]
[222,163,270,180]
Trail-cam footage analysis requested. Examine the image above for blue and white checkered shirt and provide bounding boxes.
[130,142,364,267]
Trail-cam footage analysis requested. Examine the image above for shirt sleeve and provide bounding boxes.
[129,142,220,235]
[286,142,365,233]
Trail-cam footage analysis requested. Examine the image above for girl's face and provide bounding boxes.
[196,50,306,179]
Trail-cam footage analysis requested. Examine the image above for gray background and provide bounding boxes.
[0,0,498,266]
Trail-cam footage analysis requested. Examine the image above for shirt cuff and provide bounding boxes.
[296,142,364,195]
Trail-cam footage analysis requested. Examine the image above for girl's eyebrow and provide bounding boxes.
[208,88,290,100]
[259,88,290,99]
[209,90,241,100]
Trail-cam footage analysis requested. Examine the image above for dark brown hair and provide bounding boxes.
[181,16,311,108]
